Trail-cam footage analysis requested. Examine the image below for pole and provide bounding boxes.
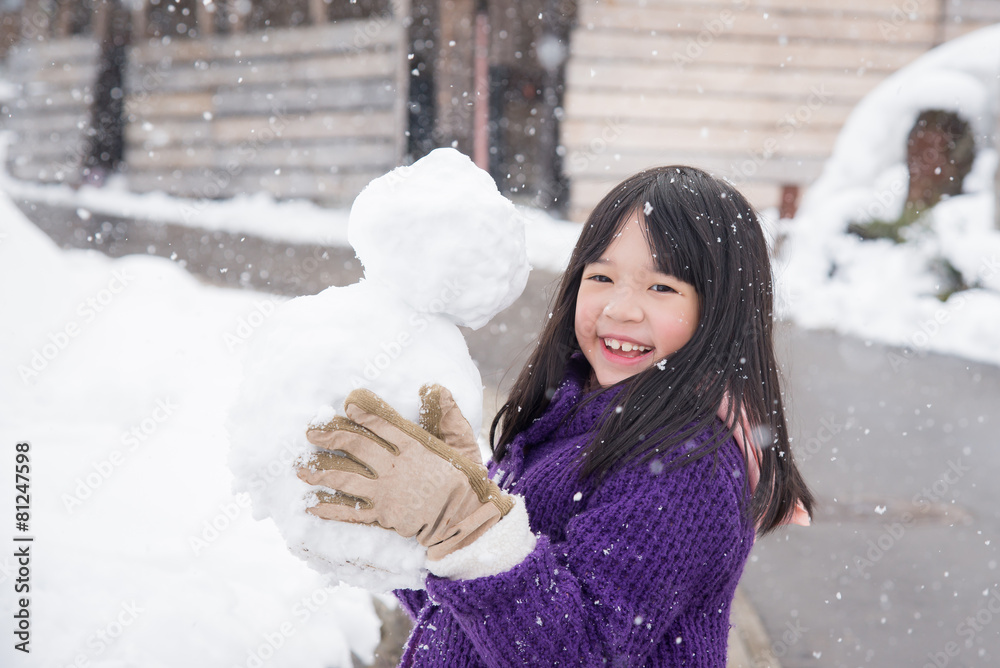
[472,7,489,170]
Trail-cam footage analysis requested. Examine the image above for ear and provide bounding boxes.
[418,384,476,448]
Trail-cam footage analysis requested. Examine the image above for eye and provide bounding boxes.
[651,284,677,293]
[585,274,612,283]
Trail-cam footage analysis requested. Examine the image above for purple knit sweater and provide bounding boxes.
[395,357,755,667]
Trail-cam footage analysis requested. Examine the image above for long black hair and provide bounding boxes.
[490,165,814,534]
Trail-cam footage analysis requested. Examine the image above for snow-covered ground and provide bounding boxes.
[0,192,383,667]
[776,24,1000,367]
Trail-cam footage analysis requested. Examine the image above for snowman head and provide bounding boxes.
[348,148,530,330]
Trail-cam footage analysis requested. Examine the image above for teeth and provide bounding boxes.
[604,338,650,353]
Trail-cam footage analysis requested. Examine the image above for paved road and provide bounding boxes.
[743,327,1000,668]
[18,195,1000,667]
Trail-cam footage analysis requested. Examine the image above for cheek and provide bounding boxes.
[573,307,588,342]
[654,305,699,350]
[679,307,701,343]
[684,300,701,338]
[573,294,598,340]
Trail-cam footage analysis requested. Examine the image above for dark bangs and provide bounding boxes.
[574,168,731,297]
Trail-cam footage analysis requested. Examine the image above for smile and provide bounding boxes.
[602,337,653,359]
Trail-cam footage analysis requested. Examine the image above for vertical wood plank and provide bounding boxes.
[308,0,328,25]
[131,1,148,43]
[195,0,215,36]
[394,0,412,165]
[995,67,1000,230]
[436,0,475,153]
[226,0,246,34]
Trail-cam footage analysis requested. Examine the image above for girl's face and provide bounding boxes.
[574,216,700,387]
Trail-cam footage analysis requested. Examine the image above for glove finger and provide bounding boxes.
[419,384,479,460]
[300,450,375,478]
[306,491,383,527]
[308,492,421,538]
[417,384,446,439]
[311,488,372,510]
[307,419,398,475]
[307,416,399,455]
[296,464,379,500]
[344,389,424,453]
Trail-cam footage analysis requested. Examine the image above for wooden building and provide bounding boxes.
[6,0,411,206]
[561,0,1000,220]
[3,0,999,221]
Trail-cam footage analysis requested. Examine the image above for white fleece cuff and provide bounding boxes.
[426,495,537,581]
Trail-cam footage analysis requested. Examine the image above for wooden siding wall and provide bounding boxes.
[562,0,999,222]
[124,19,408,206]
[946,0,1000,29]
[4,36,101,184]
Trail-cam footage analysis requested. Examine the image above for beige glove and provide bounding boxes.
[298,385,515,561]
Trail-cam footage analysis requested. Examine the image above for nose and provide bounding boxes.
[602,286,643,322]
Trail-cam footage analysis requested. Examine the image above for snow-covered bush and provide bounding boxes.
[777,24,1000,366]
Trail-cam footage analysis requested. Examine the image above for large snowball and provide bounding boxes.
[227,281,484,592]
[349,148,530,330]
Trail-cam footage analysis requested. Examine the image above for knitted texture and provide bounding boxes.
[394,356,755,667]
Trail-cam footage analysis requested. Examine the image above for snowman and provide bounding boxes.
[227,148,530,592]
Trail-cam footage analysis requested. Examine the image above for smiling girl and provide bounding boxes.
[299,165,814,667]
[573,214,700,387]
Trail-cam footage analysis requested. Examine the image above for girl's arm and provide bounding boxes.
[393,588,429,621]
[424,443,753,667]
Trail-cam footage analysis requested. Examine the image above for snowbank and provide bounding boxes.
[0,191,382,667]
[778,24,1000,367]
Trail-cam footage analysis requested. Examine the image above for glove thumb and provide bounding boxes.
[418,384,480,461]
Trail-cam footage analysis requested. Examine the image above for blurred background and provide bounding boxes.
[2,0,997,218]
[0,1,999,667]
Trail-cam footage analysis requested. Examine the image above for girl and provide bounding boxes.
[300,165,814,667]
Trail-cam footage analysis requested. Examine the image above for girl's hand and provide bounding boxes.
[297,385,514,561]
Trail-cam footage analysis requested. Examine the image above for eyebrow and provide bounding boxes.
[590,256,665,276]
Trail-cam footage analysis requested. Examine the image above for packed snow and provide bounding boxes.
[349,148,530,329]
[777,24,1000,367]
[0,192,382,667]
[227,148,530,592]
